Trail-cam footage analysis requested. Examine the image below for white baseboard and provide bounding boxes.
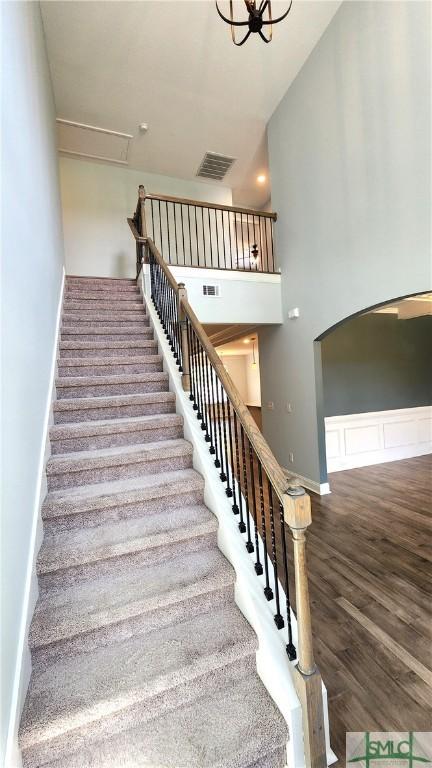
[325,406,432,472]
[4,268,65,768]
[282,470,331,497]
[140,266,336,768]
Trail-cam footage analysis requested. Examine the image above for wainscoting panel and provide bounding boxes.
[325,406,432,472]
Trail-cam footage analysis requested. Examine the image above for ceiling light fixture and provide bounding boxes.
[243,338,251,344]
[251,338,257,369]
[257,174,266,184]
[216,0,293,46]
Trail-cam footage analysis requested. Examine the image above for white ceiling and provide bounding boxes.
[370,293,432,320]
[41,0,341,208]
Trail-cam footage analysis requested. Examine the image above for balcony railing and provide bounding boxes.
[128,187,327,768]
[130,185,277,274]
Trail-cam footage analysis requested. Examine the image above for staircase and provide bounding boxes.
[19,276,287,768]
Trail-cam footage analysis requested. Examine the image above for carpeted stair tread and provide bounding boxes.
[37,503,217,575]
[62,311,148,323]
[45,438,193,489]
[66,277,137,289]
[54,391,175,414]
[59,340,157,357]
[42,467,204,519]
[55,372,168,398]
[56,371,169,398]
[57,354,163,374]
[29,545,235,649]
[64,289,140,301]
[61,325,153,338]
[63,299,144,311]
[26,668,286,768]
[21,603,257,754]
[49,413,183,453]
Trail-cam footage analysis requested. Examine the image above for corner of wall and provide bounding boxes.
[4,268,65,768]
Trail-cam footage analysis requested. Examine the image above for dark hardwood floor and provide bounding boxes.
[301,455,432,765]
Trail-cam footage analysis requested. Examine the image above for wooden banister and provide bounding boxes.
[127,217,146,243]
[180,294,291,501]
[144,191,278,221]
[128,190,327,768]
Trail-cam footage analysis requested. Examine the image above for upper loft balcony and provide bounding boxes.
[128,186,283,326]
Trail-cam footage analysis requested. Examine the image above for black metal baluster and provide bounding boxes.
[214,378,226,478]
[203,354,214,446]
[241,213,245,269]
[232,412,246,532]
[198,341,209,435]
[165,202,171,264]
[268,480,284,629]
[279,499,296,659]
[187,322,198,410]
[214,208,220,269]
[173,203,178,265]
[200,207,206,268]
[226,400,238,510]
[158,200,163,259]
[239,426,254,553]
[219,386,232,496]
[248,440,262,574]
[206,208,213,269]
[221,209,227,270]
[258,462,273,600]
[180,205,185,266]
[228,210,234,270]
[194,206,199,267]
[208,365,219,460]
[270,218,275,272]
[150,199,155,242]
[192,330,203,419]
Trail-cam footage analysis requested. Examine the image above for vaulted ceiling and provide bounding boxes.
[41,0,341,207]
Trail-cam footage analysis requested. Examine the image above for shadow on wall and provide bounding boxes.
[115,251,133,278]
[314,292,432,478]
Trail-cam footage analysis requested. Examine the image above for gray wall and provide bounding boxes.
[1,2,65,761]
[321,314,432,417]
[260,0,431,486]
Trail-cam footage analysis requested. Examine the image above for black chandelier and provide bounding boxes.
[216,0,293,46]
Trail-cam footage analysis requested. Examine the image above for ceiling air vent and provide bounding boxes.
[197,152,235,181]
[202,284,221,297]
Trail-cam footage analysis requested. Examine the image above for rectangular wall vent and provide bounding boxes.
[202,284,221,297]
[197,152,235,181]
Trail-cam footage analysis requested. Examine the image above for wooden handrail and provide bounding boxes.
[147,237,179,294]
[180,294,292,502]
[130,216,327,768]
[144,191,278,221]
[127,217,146,243]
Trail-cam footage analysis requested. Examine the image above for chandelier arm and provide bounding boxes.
[233,28,252,45]
[215,1,250,26]
[258,29,271,43]
[258,0,269,15]
[261,0,292,25]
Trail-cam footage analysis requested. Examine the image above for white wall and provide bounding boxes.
[217,352,262,407]
[260,0,431,488]
[169,266,282,326]
[245,350,261,407]
[221,356,248,402]
[1,3,65,764]
[59,156,232,278]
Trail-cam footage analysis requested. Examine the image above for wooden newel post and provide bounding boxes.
[177,283,191,392]
[283,482,327,768]
[138,185,147,238]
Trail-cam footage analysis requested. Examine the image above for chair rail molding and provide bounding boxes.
[325,406,432,472]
